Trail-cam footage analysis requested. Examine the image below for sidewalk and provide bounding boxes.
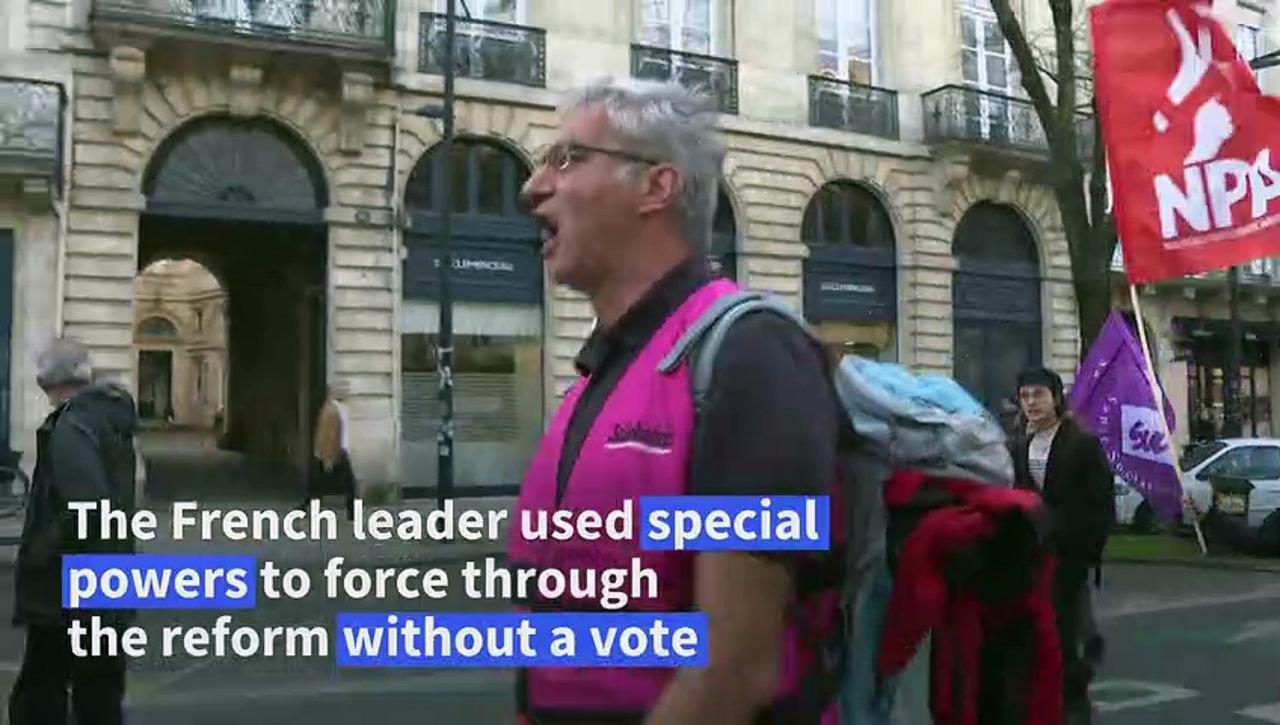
[0,497,516,567]
[1104,533,1280,573]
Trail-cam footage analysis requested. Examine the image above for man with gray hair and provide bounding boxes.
[508,78,843,723]
[9,337,138,725]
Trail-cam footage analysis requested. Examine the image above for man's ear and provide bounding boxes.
[635,164,682,216]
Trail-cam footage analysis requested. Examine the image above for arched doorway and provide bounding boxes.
[400,137,543,496]
[801,181,898,361]
[952,202,1042,417]
[134,260,228,430]
[710,185,738,280]
[135,314,179,423]
[139,116,328,502]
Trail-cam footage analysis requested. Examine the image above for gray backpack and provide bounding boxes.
[657,288,1016,725]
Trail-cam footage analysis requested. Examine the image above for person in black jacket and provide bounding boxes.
[9,338,138,725]
[1010,367,1115,724]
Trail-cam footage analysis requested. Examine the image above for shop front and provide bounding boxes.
[1173,317,1276,442]
[801,181,898,362]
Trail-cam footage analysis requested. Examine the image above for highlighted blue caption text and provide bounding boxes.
[62,554,256,610]
[336,613,707,668]
[639,496,829,551]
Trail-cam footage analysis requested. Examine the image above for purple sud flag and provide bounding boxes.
[1068,310,1182,522]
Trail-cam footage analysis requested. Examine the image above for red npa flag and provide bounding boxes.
[1091,0,1280,284]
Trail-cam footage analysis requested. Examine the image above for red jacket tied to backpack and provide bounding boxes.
[877,470,1063,725]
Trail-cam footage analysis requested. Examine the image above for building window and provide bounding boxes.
[641,0,715,55]
[138,316,179,339]
[710,185,738,280]
[960,0,1013,95]
[400,331,544,491]
[405,139,529,218]
[802,182,894,249]
[1237,24,1262,62]
[801,182,898,362]
[952,202,1042,418]
[435,0,524,23]
[196,357,206,402]
[816,0,877,84]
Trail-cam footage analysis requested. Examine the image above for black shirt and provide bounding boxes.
[556,255,839,506]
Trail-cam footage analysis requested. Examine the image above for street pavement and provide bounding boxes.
[0,538,1272,723]
[1090,564,1280,724]
[0,558,520,724]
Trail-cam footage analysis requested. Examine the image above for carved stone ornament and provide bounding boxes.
[109,46,146,136]
[229,64,265,118]
[341,71,374,154]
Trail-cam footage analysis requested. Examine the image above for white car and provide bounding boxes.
[1113,478,1152,529]
[1117,438,1280,532]
[1179,439,1280,530]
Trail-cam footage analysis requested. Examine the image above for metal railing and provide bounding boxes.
[419,13,546,88]
[92,0,394,56]
[0,78,62,179]
[923,84,1101,162]
[808,75,899,140]
[1241,257,1280,284]
[922,84,1049,154]
[631,44,738,114]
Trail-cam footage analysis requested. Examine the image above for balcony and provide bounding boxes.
[0,78,63,181]
[923,84,1101,166]
[419,13,545,88]
[923,85,1048,156]
[1241,257,1280,285]
[808,76,899,140]
[91,0,394,61]
[630,45,738,114]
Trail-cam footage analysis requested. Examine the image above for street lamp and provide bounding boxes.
[1222,53,1276,437]
[410,0,459,509]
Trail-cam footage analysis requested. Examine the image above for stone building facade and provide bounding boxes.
[133,258,227,429]
[0,0,1275,497]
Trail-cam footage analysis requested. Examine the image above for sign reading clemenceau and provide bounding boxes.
[404,240,542,304]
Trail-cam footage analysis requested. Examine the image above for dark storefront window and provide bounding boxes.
[951,202,1041,417]
[710,185,738,280]
[1180,321,1274,441]
[801,181,898,361]
[400,138,542,496]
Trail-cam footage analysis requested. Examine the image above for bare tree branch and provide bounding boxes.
[1051,0,1076,140]
[988,0,1115,355]
[989,0,1058,141]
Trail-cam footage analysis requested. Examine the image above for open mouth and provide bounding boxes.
[538,218,559,252]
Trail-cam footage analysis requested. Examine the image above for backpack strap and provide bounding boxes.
[657,290,809,415]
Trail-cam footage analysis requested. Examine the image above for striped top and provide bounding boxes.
[1027,422,1061,489]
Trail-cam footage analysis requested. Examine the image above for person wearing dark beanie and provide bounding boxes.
[1011,366,1115,724]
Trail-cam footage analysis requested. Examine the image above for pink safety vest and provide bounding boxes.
[507,277,843,723]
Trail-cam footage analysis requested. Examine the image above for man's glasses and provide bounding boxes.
[534,141,661,171]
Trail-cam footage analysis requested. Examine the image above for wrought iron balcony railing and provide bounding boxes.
[923,84,1048,154]
[808,75,899,140]
[923,84,1100,163]
[1242,257,1280,284]
[0,78,63,179]
[92,0,394,58]
[419,13,546,88]
[631,44,738,114]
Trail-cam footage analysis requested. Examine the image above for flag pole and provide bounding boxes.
[1128,284,1208,556]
